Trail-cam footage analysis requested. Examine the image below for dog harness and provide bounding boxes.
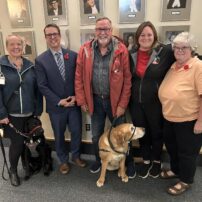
[99,126,136,155]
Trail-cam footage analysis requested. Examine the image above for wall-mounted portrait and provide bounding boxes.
[43,0,68,26]
[159,26,190,44]
[0,32,5,56]
[161,0,192,21]
[118,0,145,24]
[80,29,95,45]
[119,28,137,51]
[12,31,36,63]
[79,0,104,25]
[6,0,32,28]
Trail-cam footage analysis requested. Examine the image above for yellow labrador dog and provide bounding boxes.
[97,123,145,187]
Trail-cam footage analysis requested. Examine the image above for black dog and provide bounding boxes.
[22,117,53,180]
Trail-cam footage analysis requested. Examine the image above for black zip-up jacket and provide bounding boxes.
[130,44,175,103]
[0,55,43,119]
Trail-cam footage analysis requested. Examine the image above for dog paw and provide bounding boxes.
[121,176,128,183]
[96,179,104,187]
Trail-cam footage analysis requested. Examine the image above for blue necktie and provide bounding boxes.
[55,52,65,80]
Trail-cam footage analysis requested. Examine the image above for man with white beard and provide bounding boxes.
[75,17,136,178]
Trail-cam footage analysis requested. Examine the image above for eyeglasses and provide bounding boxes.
[95,28,111,33]
[173,46,190,52]
[45,33,60,38]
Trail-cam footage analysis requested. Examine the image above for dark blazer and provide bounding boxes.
[48,6,62,16]
[35,48,77,114]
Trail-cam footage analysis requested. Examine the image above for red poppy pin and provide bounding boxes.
[64,53,69,60]
[184,64,189,70]
[115,49,121,55]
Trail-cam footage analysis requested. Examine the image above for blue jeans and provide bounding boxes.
[91,95,125,161]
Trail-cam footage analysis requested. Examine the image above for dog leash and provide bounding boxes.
[8,123,42,138]
[107,116,130,155]
[0,126,11,182]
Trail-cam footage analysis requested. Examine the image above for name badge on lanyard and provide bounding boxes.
[0,73,5,85]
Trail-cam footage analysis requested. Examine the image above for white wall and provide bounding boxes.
[0,0,201,141]
[0,0,201,54]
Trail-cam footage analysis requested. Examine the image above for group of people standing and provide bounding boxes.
[0,17,202,196]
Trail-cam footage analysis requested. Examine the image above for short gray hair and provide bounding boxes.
[172,32,197,53]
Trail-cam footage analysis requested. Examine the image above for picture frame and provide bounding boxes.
[0,32,5,56]
[159,26,190,44]
[119,28,137,51]
[118,0,145,24]
[43,0,68,26]
[12,31,37,63]
[6,0,32,28]
[60,29,70,49]
[161,0,192,21]
[80,29,95,45]
[79,0,104,25]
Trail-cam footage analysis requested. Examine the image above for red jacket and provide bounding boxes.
[75,37,131,116]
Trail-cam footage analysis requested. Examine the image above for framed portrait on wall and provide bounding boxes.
[80,29,95,45]
[161,0,192,21]
[0,32,5,56]
[79,0,104,25]
[159,26,190,44]
[13,31,36,63]
[119,28,137,51]
[43,0,68,26]
[118,0,145,24]
[6,0,32,28]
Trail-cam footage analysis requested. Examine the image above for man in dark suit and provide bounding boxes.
[35,24,86,175]
[47,0,62,16]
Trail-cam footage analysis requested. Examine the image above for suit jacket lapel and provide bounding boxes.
[62,49,71,80]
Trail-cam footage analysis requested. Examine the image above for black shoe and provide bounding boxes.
[149,162,161,178]
[138,163,151,179]
[126,162,136,179]
[10,171,20,186]
[89,161,101,173]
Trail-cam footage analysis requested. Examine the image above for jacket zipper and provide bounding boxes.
[18,65,33,114]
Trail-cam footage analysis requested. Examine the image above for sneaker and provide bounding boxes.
[89,161,101,173]
[149,162,161,178]
[126,163,136,179]
[138,163,151,179]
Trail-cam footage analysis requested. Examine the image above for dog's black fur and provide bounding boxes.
[22,117,53,180]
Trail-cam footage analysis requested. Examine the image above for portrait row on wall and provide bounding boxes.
[0,25,190,60]
[5,0,192,28]
[80,25,190,49]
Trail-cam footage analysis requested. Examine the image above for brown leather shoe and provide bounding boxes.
[59,163,70,174]
[72,158,87,168]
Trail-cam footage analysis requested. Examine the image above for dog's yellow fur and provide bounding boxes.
[97,123,145,187]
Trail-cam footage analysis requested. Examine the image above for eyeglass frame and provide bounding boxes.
[95,27,112,33]
[45,32,60,38]
[173,46,191,52]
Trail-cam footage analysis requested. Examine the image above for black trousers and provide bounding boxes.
[163,119,202,184]
[4,116,30,172]
[129,101,164,161]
